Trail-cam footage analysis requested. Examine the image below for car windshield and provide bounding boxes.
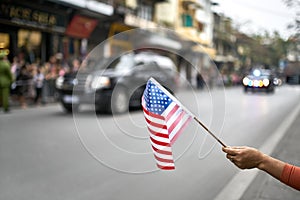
[107,54,135,71]
[251,69,271,77]
[83,52,175,72]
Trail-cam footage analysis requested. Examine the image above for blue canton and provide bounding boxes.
[143,80,172,115]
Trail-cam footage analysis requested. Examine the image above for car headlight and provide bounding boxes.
[254,80,259,87]
[91,76,110,90]
[242,77,249,86]
[56,76,64,89]
[263,79,270,86]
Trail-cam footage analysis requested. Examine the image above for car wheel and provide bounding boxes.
[111,87,129,114]
[62,103,79,113]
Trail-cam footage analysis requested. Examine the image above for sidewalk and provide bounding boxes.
[240,109,300,199]
[8,95,58,110]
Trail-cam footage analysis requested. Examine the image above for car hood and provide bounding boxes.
[91,68,132,78]
[246,75,270,80]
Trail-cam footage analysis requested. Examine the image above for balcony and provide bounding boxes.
[181,0,203,10]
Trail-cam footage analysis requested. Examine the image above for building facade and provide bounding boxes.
[0,0,122,64]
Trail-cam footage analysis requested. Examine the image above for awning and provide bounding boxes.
[143,34,182,50]
[192,45,216,59]
[175,27,209,46]
[65,15,98,38]
[182,0,203,9]
[52,0,113,16]
[213,55,238,62]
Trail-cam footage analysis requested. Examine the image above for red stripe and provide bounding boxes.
[142,106,165,120]
[150,136,170,146]
[170,116,192,144]
[151,145,173,155]
[165,104,179,121]
[157,164,175,170]
[168,110,186,134]
[145,117,167,129]
[154,154,173,163]
[147,127,169,139]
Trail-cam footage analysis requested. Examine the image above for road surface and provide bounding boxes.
[1,85,299,200]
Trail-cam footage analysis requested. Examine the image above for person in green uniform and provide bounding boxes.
[0,53,13,113]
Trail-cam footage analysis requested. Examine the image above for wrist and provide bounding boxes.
[257,153,269,171]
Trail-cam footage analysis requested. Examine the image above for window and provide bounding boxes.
[0,33,9,49]
[182,14,193,27]
[18,29,41,48]
[137,4,152,21]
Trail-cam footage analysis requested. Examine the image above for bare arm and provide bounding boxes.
[222,146,285,180]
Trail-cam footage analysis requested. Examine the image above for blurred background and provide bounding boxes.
[1,1,300,199]
[0,0,299,105]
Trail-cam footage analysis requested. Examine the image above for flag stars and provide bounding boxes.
[144,80,172,115]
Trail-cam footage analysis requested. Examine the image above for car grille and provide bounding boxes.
[62,73,89,92]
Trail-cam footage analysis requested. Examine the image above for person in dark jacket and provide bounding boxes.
[16,65,31,109]
[0,53,13,113]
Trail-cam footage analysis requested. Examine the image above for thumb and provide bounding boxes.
[222,146,237,155]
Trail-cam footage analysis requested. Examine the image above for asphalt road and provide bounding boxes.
[1,85,299,200]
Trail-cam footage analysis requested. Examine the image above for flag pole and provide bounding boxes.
[193,116,227,147]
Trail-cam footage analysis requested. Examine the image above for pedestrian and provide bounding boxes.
[71,58,81,73]
[196,73,204,89]
[33,68,44,105]
[45,61,58,101]
[0,53,13,113]
[16,65,31,109]
[222,146,300,191]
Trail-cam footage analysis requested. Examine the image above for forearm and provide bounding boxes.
[223,146,300,191]
[257,154,286,180]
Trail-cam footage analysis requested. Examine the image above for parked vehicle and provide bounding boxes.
[56,52,178,113]
[242,69,275,93]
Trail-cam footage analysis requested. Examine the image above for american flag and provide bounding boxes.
[142,78,192,170]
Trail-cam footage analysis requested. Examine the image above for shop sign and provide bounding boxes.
[0,3,66,32]
[65,15,98,39]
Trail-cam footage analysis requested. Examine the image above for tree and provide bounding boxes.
[236,30,290,70]
[282,0,300,33]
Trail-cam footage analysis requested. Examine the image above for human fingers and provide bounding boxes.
[226,154,236,163]
[222,146,239,155]
[230,146,246,149]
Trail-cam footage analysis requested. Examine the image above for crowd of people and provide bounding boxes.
[0,52,82,112]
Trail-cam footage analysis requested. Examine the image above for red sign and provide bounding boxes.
[65,15,98,38]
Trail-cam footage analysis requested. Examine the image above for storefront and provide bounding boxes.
[0,0,112,64]
[0,0,69,63]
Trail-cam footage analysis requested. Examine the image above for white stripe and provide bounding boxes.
[161,101,177,118]
[149,132,170,144]
[169,112,191,141]
[165,106,181,127]
[145,120,167,134]
[150,140,172,151]
[143,111,165,125]
[152,150,173,160]
[146,124,168,135]
[156,160,175,167]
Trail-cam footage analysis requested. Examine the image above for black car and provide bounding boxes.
[56,52,178,113]
[242,69,275,93]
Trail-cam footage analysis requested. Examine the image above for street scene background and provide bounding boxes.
[0,0,300,199]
